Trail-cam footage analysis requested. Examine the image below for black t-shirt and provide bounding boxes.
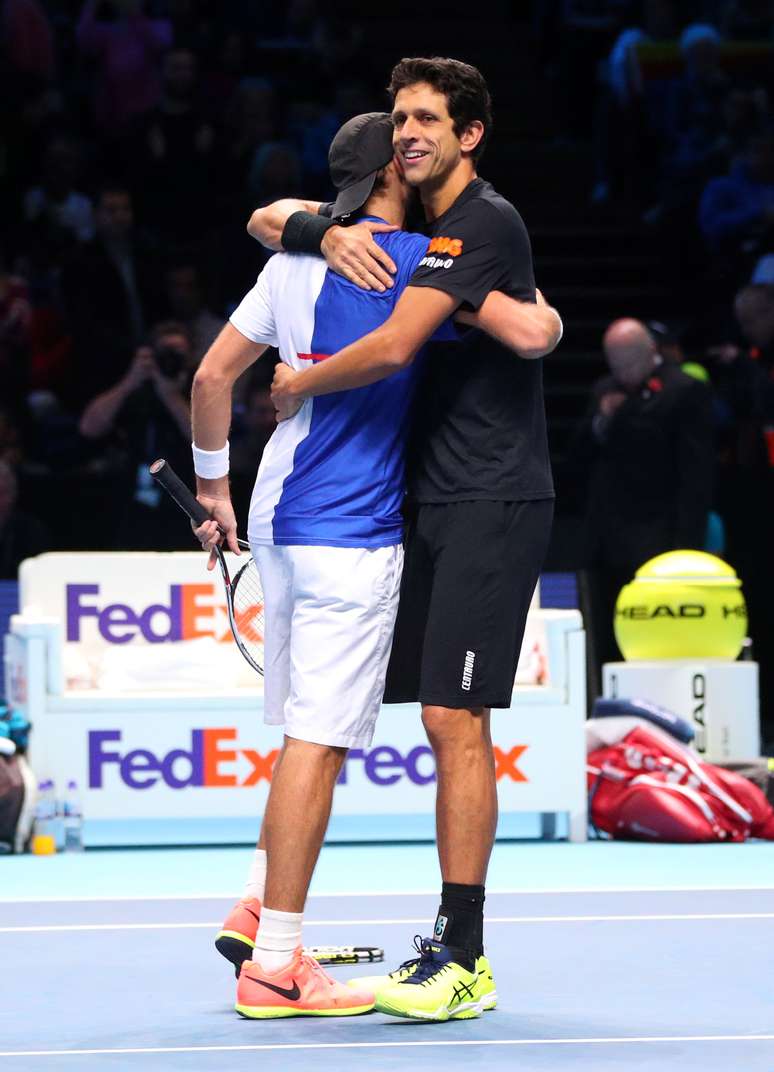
[406,178,554,503]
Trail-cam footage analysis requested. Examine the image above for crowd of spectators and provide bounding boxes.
[531,2,773,727]
[0,0,380,573]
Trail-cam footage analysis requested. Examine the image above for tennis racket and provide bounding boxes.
[305,945,384,966]
[149,458,264,676]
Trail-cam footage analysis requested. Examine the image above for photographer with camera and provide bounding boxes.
[79,320,194,548]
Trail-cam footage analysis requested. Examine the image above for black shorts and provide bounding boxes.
[383,499,554,709]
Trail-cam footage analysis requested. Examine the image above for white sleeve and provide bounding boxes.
[229,258,279,346]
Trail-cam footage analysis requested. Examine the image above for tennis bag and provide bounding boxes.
[586,720,774,842]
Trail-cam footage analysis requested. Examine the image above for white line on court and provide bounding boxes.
[3,912,774,933]
[1,1035,773,1058]
[1,884,773,904]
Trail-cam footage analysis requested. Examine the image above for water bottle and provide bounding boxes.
[53,783,66,852]
[63,780,84,852]
[33,780,57,854]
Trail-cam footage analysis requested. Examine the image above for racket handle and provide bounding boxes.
[149,458,210,526]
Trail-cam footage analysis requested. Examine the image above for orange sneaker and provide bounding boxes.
[215,897,261,975]
[236,948,375,1019]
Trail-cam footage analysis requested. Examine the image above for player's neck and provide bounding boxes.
[363,191,405,229]
[421,159,477,221]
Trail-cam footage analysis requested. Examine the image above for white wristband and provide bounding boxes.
[192,441,229,479]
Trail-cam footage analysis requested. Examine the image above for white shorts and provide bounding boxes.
[252,544,404,749]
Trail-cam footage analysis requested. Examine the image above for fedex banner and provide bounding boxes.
[29,702,561,827]
[11,553,587,843]
[23,554,241,650]
[20,553,259,689]
[19,553,546,691]
[87,727,526,792]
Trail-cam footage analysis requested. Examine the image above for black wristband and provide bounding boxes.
[281,211,337,254]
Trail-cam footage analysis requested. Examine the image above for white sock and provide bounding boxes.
[252,907,303,972]
[244,848,267,902]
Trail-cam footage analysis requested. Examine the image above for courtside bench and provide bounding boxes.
[3,553,587,845]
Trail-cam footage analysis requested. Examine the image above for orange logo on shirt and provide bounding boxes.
[428,236,463,257]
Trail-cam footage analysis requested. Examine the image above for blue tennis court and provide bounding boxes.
[2,842,773,1071]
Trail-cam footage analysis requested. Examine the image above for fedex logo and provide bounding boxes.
[66,583,262,645]
[89,729,279,790]
[88,729,529,790]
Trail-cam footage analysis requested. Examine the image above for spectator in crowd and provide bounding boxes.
[0,249,32,407]
[591,0,678,204]
[229,381,277,526]
[76,0,172,136]
[718,87,770,168]
[699,128,774,257]
[647,318,711,382]
[210,77,280,305]
[652,24,730,218]
[1,0,55,83]
[669,25,728,151]
[220,78,277,191]
[61,184,159,405]
[715,284,774,460]
[577,317,714,674]
[247,141,303,206]
[162,260,222,370]
[0,459,49,579]
[201,28,246,114]
[292,78,374,185]
[0,407,25,467]
[134,47,217,238]
[23,136,94,248]
[78,320,193,549]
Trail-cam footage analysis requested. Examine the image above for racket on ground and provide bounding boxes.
[149,458,264,676]
[305,945,384,966]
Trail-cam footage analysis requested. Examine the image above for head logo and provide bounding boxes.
[67,584,262,645]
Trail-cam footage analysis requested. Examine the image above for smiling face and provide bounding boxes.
[392,83,480,192]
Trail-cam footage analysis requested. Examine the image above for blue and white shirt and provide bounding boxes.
[229,225,453,548]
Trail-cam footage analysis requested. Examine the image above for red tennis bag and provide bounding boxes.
[587,723,774,842]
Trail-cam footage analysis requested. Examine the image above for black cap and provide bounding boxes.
[647,319,679,347]
[328,112,395,220]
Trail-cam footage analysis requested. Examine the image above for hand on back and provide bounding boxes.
[321,221,398,292]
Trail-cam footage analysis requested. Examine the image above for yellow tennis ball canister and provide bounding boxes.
[614,550,747,660]
[31,834,56,855]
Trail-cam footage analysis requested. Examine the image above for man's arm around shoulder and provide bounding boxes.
[456,289,562,358]
[271,286,458,418]
[247,199,323,251]
[247,197,399,292]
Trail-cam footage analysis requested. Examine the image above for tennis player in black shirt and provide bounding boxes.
[269,57,558,1021]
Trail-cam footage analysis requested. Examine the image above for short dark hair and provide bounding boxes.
[388,57,492,161]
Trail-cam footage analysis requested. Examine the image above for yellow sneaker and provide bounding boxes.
[475,954,497,1010]
[350,938,497,1012]
[373,939,481,1021]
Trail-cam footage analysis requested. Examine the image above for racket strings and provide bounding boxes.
[231,559,265,658]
